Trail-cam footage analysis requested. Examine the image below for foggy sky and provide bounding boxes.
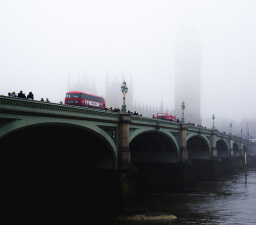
[1,0,256,125]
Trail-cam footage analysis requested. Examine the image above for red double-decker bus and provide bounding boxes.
[65,91,106,109]
[156,113,176,121]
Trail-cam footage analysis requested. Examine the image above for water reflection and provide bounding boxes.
[114,170,256,225]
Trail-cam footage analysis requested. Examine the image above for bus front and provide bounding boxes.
[65,91,82,106]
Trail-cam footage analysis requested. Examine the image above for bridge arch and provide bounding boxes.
[216,139,229,158]
[233,142,240,156]
[187,134,211,160]
[0,121,119,216]
[129,130,179,163]
[129,129,179,193]
[0,122,117,169]
[243,144,248,153]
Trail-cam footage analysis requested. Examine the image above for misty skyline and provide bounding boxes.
[1,0,256,125]
[174,20,202,125]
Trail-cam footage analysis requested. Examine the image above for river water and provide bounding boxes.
[114,169,256,225]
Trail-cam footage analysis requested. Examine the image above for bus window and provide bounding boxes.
[66,93,81,98]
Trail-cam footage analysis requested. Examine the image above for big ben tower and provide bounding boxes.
[174,22,202,125]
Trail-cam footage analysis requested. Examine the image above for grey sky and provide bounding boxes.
[1,0,256,123]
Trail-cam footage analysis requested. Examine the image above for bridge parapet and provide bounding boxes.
[131,115,180,130]
[215,131,244,143]
[187,124,212,135]
[0,96,119,122]
[216,131,232,140]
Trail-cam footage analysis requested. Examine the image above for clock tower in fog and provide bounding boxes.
[174,22,202,125]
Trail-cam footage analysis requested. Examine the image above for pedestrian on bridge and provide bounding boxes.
[27,92,34,100]
[18,91,26,98]
[10,92,17,97]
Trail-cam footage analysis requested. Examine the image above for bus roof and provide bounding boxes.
[66,91,104,99]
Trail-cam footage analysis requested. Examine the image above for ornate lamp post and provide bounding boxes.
[212,113,215,129]
[121,80,128,113]
[246,123,249,141]
[230,122,232,135]
[181,101,185,123]
[248,128,250,141]
[241,128,243,139]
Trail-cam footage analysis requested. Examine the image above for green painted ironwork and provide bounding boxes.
[0,96,249,164]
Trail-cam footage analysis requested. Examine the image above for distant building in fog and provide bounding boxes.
[174,22,202,125]
[67,75,97,95]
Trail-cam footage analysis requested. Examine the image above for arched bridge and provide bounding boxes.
[0,96,248,170]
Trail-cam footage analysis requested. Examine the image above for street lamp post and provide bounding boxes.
[212,113,215,129]
[248,127,250,140]
[230,122,232,135]
[246,123,248,141]
[181,101,185,123]
[246,123,249,141]
[121,80,128,113]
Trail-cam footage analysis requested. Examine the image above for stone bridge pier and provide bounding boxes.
[178,123,196,190]
[118,114,131,167]
[117,114,139,208]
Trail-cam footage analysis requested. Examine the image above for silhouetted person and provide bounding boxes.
[18,91,22,98]
[41,98,44,101]
[46,98,50,102]
[27,92,34,100]
[18,91,26,98]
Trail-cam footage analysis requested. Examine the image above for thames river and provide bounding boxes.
[114,169,256,225]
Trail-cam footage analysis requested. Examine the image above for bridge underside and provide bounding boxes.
[244,145,248,153]
[233,143,240,156]
[129,131,179,192]
[1,123,115,169]
[130,131,178,163]
[1,124,118,216]
[187,136,210,160]
[217,139,229,158]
